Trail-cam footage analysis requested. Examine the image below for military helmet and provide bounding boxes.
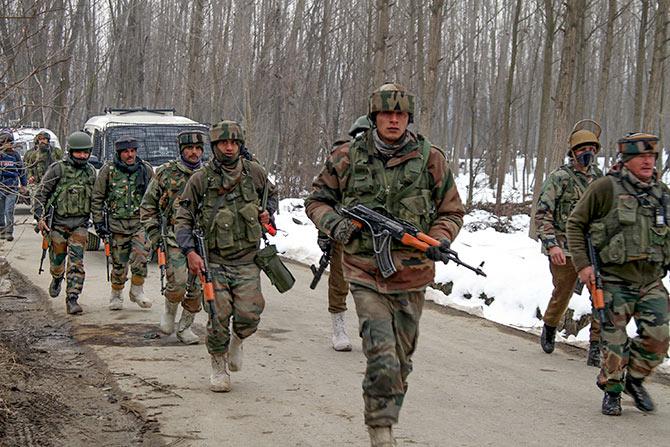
[34,131,51,143]
[348,115,372,138]
[177,130,206,148]
[67,131,93,151]
[0,131,14,146]
[617,132,659,155]
[210,120,244,145]
[114,136,138,152]
[568,119,601,154]
[368,83,415,122]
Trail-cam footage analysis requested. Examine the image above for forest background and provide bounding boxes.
[1,0,669,211]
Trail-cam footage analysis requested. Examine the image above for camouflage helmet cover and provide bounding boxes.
[34,131,51,143]
[67,131,93,151]
[617,132,659,155]
[368,83,415,122]
[348,115,372,138]
[177,130,206,149]
[210,120,244,145]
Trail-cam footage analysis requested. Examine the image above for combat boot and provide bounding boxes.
[586,341,601,367]
[601,391,622,416]
[367,426,396,447]
[625,375,655,412]
[49,276,64,298]
[176,310,200,345]
[129,283,152,309]
[331,311,352,351]
[229,333,243,371]
[65,294,83,315]
[109,288,123,310]
[540,324,556,353]
[209,353,231,392]
[159,300,179,334]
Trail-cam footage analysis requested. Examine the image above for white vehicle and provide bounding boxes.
[83,108,210,168]
[11,127,61,158]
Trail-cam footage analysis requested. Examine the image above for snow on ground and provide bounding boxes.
[268,193,670,371]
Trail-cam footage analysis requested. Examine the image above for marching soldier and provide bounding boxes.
[174,120,277,392]
[535,120,603,366]
[91,136,154,310]
[140,130,206,345]
[24,131,64,187]
[305,84,464,446]
[32,131,96,315]
[567,132,670,416]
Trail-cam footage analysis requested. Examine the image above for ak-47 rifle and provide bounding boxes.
[156,213,168,294]
[38,205,54,275]
[341,204,487,278]
[193,228,216,320]
[310,236,332,289]
[586,234,606,324]
[102,205,112,282]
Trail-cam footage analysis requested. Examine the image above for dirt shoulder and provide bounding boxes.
[0,271,163,447]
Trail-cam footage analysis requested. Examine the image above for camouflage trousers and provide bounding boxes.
[328,241,350,314]
[163,245,202,314]
[597,279,669,393]
[350,283,424,427]
[110,229,149,291]
[49,225,88,296]
[543,258,601,342]
[206,261,265,355]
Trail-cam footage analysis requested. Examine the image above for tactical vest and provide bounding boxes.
[199,160,262,258]
[49,161,96,217]
[107,164,147,220]
[342,134,434,254]
[553,165,602,233]
[157,160,192,226]
[590,175,670,266]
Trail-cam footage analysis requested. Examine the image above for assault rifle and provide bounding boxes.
[102,205,112,282]
[156,213,168,294]
[38,205,54,275]
[586,234,606,324]
[193,228,216,320]
[341,204,486,278]
[310,237,332,289]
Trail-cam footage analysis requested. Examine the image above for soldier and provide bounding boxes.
[174,120,277,393]
[305,83,464,446]
[318,115,372,352]
[535,120,603,366]
[140,130,206,345]
[567,132,670,416]
[0,131,27,241]
[32,131,96,315]
[24,131,64,186]
[91,136,154,310]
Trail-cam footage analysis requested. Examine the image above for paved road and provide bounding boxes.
[3,215,670,446]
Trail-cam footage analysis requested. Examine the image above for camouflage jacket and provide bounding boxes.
[33,159,96,229]
[535,162,602,257]
[140,160,196,248]
[24,145,64,185]
[567,167,670,285]
[90,160,154,235]
[174,158,277,264]
[304,130,464,294]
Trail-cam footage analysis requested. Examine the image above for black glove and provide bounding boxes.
[425,239,451,262]
[317,233,331,252]
[331,219,358,244]
[95,223,110,238]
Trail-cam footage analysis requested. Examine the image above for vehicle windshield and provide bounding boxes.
[99,124,211,166]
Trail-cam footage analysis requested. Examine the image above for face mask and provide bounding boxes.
[576,150,594,167]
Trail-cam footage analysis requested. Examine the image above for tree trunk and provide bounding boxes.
[372,0,391,86]
[420,0,445,137]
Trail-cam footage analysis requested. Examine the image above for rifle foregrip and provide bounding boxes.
[588,283,605,311]
[157,249,166,266]
[400,233,429,251]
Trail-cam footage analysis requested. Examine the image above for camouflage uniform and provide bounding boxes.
[91,155,153,291]
[141,159,202,313]
[33,133,96,312]
[25,143,64,185]
[567,133,670,414]
[305,85,464,429]
[174,149,277,356]
[535,161,603,340]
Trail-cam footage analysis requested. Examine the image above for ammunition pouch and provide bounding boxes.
[254,244,295,293]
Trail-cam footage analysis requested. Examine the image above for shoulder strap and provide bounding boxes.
[391,138,432,205]
[560,165,589,195]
